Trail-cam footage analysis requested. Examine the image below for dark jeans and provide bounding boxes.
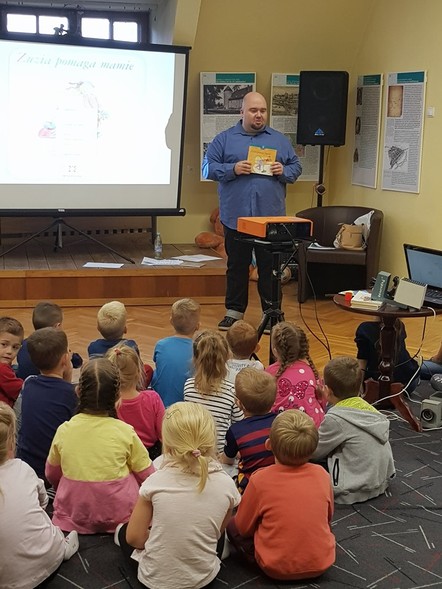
[224,226,273,314]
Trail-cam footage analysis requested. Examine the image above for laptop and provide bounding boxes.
[404,243,442,307]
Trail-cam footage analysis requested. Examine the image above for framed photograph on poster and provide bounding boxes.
[270,73,319,181]
[200,72,256,181]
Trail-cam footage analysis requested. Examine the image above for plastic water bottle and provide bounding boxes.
[154,232,163,259]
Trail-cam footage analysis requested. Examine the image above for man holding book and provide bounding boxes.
[202,91,302,330]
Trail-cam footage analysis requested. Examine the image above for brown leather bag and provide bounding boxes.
[334,223,365,250]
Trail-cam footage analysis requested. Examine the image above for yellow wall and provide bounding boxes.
[331,0,442,277]
[159,0,374,242]
[160,0,439,281]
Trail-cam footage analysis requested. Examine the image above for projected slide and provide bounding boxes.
[0,38,187,212]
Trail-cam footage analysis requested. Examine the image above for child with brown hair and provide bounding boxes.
[221,368,277,493]
[16,300,83,380]
[107,344,165,460]
[0,316,24,407]
[266,321,325,427]
[0,402,79,588]
[46,357,155,533]
[312,356,395,504]
[228,409,335,581]
[151,298,200,407]
[184,330,243,452]
[17,327,77,481]
[225,320,264,383]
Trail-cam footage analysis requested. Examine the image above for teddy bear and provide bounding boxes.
[195,207,226,258]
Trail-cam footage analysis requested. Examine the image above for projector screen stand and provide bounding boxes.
[0,217,135,264]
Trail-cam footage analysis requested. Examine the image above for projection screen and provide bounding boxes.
[0,35,189,216]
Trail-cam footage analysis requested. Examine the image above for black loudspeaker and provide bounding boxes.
[297,71,349,146]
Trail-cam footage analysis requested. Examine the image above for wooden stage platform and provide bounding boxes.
[0,233,226,308]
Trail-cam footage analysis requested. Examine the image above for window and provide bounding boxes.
[7,13,36,34]
[81,17,110,40]
[113,21,138,43]
[39,16,69,36]
[0,5,149,43]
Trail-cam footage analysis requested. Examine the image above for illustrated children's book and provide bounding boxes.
[247,146,277,176]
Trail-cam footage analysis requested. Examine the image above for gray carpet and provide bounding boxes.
[41,382,442,589]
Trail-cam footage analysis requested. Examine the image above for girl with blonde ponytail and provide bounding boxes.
[116,402,240,589]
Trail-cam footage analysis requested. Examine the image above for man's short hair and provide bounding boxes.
[235,368,276,415]
[226,320,258,359]
[0,317,24,340]
[97,301,127,340]
[27,327,68,371]
[171,298,200,336]
[324,356,362,400]
[270,410,318,466]
[32,301,63,330]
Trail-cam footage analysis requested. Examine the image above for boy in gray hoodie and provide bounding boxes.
[312,356,395,504]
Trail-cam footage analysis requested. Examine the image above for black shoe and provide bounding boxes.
[430,374,442,391]
[218,316,238,331]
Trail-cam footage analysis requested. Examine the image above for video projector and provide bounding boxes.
[237,216,313,242]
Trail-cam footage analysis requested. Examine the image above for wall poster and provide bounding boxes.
[270,73,320,181]
[351,74,383,189]
[200,72,256,181]
[381,71,426,194]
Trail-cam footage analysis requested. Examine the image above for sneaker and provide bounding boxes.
[63,531,79,561]
[218,316,238,331]
[114,522,124,547]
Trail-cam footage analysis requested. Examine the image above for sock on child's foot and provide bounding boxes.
[63,531,79,561]
[114,522,124,547]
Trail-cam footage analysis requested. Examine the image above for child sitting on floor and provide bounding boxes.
[312,356,396,504]
[116,402,240,589]
[184,330,243,453]
[225,320,264,384]
[107,344,165,460]
[266,321,325,427]
[88,300,153,384]
[227,409,335,581]
[150,298,200,407]
[0,402,79,588]
[16,301,82,380]
[221,368,277,493]
[17,327,77,481]
[0,316,24,407]
[46,357,155,533]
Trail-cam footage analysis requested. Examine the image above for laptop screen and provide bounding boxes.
[404,244,442,290]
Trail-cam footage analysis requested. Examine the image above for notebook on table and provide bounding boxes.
[404,243,442,307]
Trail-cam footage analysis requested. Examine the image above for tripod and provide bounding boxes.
[250,238,301,363]
[0,217,135,264]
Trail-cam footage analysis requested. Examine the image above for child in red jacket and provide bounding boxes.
[0,317,24,407]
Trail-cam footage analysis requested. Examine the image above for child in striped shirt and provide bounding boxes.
[184,330,243,453]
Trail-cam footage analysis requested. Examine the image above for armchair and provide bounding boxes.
[296,206,384,303]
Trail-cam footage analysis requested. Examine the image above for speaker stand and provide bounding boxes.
[315,145,326,207]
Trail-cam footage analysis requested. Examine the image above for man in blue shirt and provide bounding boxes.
[203,92,302,330]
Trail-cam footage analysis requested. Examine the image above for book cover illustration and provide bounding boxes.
[247,146,277,176]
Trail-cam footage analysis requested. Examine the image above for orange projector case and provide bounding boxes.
[237,216,313,238]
